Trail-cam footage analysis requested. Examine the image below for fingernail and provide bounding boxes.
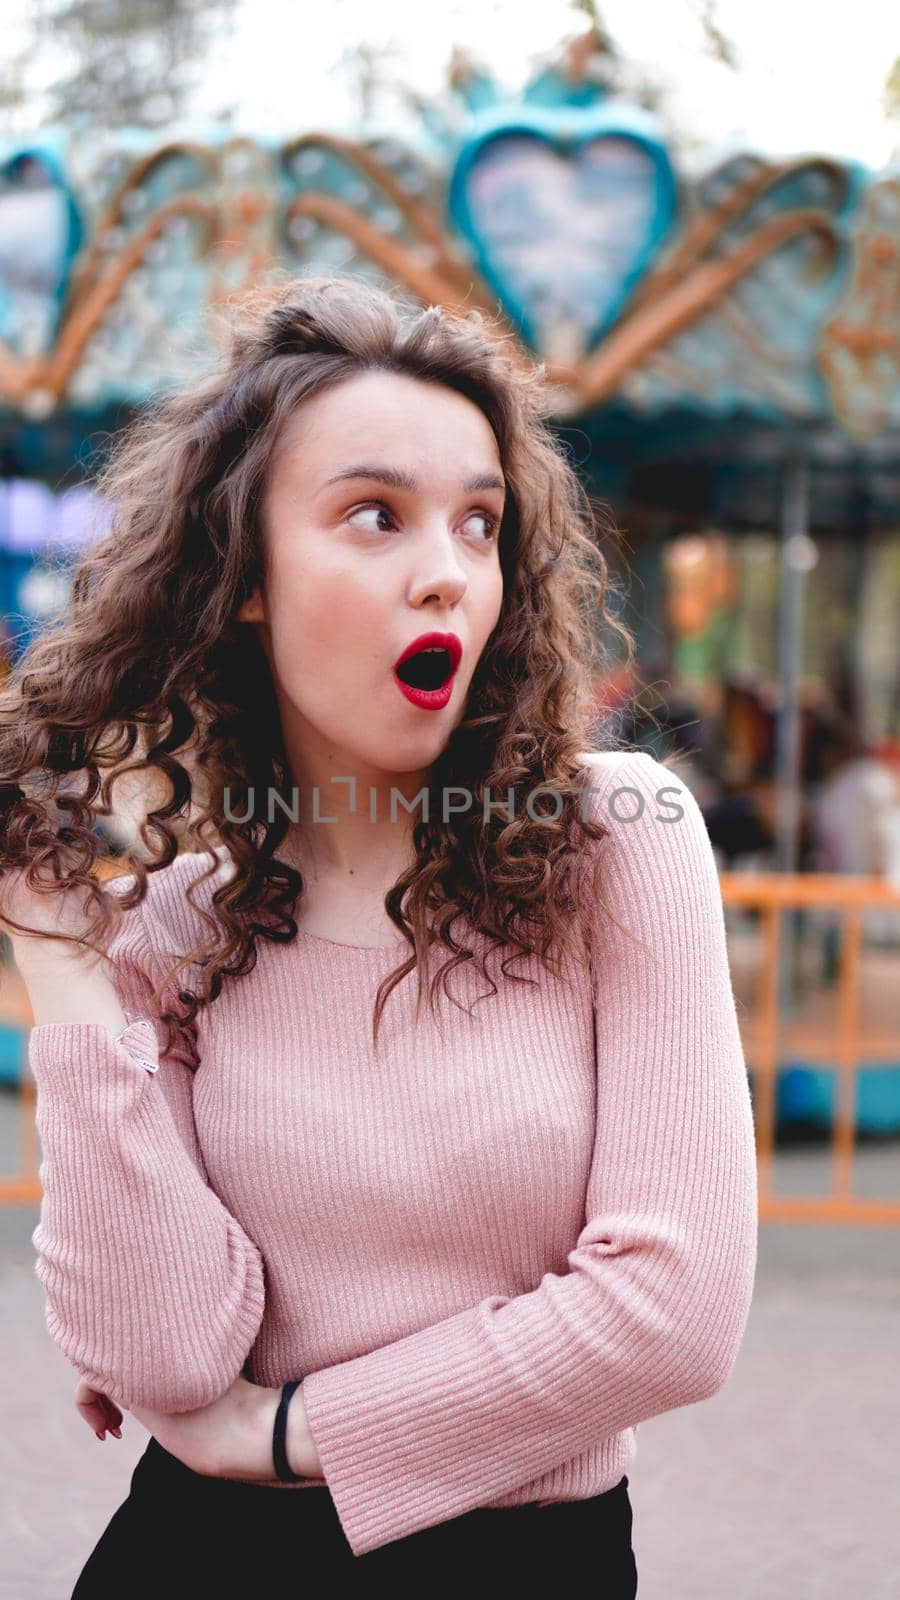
[111,1428,122,1438]
[96,1430,106,1440]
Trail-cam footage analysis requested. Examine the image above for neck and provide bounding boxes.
[278,819,415,887]
[272,777,420,885]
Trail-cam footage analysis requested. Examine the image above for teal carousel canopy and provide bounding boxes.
[1,29,899,532]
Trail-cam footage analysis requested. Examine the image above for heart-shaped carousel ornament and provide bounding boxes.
[449,103,677,364]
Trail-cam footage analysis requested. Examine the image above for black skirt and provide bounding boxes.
[71,1434,638,1596]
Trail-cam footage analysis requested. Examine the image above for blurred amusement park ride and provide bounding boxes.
[1,26,900,1212]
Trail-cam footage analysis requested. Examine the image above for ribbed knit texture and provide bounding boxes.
[28,750,758,1557]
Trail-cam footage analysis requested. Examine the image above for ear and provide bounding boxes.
[236,587,265,624]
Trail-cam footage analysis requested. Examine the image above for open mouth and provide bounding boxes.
[394,647,455,691]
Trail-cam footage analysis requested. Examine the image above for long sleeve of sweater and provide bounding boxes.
[28,885,267,1412]
[299,751,759,1555]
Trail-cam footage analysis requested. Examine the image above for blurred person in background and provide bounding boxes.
[810,720,900,974]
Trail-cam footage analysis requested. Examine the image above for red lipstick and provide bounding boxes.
[392,631,462,711]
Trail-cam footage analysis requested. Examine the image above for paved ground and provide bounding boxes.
[1,1143,898,1598]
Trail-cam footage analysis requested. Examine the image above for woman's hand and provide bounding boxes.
[75,1379,123,1441]
[0,862,99,952]
[74,1373,322,1482]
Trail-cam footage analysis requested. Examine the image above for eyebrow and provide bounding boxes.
[319,462,506,496]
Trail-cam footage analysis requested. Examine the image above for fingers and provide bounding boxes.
[78,1400,113,1438]
[101,1396,123,1437]
[75,1390,123,1440]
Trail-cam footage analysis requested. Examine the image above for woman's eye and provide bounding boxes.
[465,511,500,540]
[347,504,396,534]
[346,504,499,540]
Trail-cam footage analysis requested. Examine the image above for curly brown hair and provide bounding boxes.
[0,271,639,1053]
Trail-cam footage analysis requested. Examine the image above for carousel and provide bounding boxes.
[1,27,899,1143]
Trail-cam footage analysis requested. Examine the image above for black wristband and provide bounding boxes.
[273,1378,303,1482]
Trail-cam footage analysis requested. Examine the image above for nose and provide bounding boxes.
[407,524,467,609]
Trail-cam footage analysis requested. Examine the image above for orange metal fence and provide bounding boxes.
[2,870,900,1219]
[722,873,900,1225]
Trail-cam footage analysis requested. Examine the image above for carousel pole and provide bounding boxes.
[774,453,812,1009]
[774,455,810,873]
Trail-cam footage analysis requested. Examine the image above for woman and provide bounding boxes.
[0,275,757,1593]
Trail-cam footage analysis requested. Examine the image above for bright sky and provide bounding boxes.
[4,0,899,168]
[190,0,900,168]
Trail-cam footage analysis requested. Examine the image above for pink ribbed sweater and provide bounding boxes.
[28,750,758,1557]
